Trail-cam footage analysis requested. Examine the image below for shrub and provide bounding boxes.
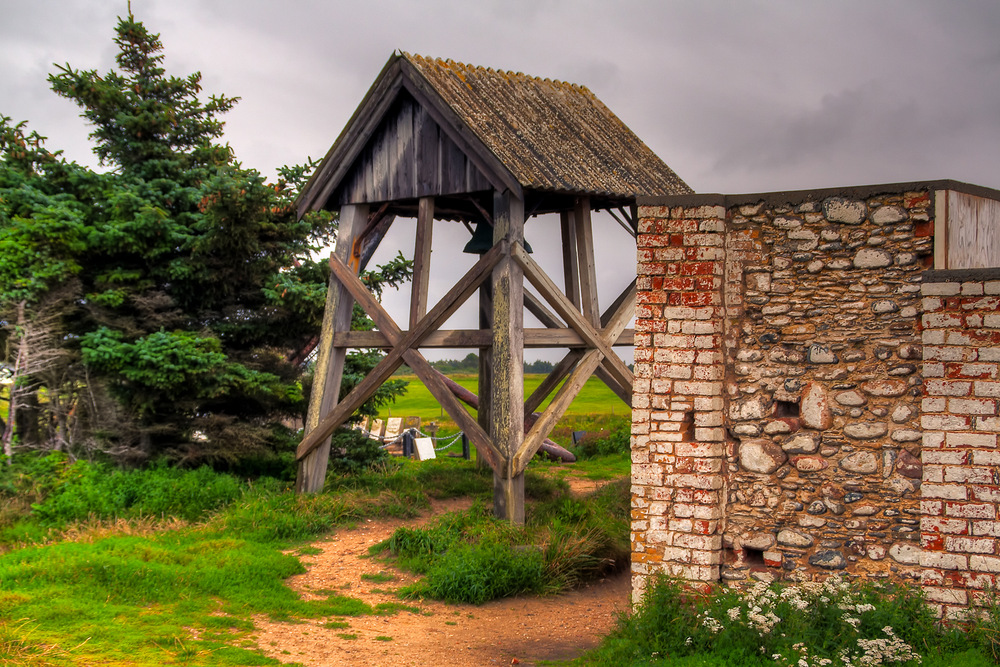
[586,575,981,666]
[413,540,545,604]
[326,428,389,476]
[28,460,243,524]
[374,480,631,604]
[570,416,630,459]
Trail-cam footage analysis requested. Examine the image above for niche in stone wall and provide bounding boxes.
[773,399,800,419]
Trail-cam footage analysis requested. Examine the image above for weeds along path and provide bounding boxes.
[252,495,630,666]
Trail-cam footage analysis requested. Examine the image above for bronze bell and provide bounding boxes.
[462,220,532,254]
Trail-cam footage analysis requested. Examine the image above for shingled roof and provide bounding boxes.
[298,52,692,216]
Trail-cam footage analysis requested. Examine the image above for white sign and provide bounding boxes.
[414,437,436,461]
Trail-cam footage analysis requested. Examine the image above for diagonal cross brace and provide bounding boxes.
[325,246,502,469]
[512,243,634,393]
[296,243,506,462]
[512,273,636,473]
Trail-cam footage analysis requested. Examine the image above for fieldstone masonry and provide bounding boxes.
[630,181,1000,616]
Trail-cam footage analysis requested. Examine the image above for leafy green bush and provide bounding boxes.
[373,479,630,604]
[570,416,630,459]
[28,459,243,524]
[584,575,984,667]
[326,428,390,475]
[414,540,546,604]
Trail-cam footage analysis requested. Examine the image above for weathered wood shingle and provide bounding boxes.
[402,54,691,198]
[298,52,691,216]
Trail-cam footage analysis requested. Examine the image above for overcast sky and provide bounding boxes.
[3,0,1000,362]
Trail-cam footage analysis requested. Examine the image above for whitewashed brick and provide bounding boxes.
[947,503,997,519]
[950,398,997,415]
[694,427,726,441]
[924,363,946,378]
[922,283,961,296]
[977,417,1000,432]
[923,465,944,483]
[921,552,968,569]
[971,521,1000,537]
[676,442,724,457]
[946,432,998,448]
[922,516,969,533]
[922,329,946,345]
[975,382,1000,397]
[924,587,968,605]
[922,397,947,412]
[674,533,722,550]
[971,555,1000,572]
[923,432,946,448]
[926,380,972,396]
[924,450,968,465]
[945,536,996,553]
[981,349,1000,363]
[922,484,969,500]
[944,466,994,484]
[922,415,970,431]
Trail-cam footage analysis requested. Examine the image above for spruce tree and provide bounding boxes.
[0,14,409,468]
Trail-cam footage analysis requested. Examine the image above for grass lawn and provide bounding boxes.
[384,373,630,431]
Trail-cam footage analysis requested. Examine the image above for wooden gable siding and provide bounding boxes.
[336,94,493,206]
[941,190,1000,269]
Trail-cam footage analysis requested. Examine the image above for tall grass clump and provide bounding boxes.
[372,477,630,604]
[584,574,990,667]
[31,461,244,524]
[568,415,631,459]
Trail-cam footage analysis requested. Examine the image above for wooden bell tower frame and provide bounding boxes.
[292,53,689,521]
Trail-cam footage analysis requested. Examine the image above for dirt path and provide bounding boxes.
[252,492,630,666]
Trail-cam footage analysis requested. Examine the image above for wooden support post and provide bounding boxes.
[297,203,366,493]
[409,197,434,328]
[491,190,525,523]
[477,281,493,469]
[574,197,600,327]
[560,210,581,310]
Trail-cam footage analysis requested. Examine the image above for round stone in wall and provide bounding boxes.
[835,390,866,406]
[891,429,922,443]
[823,197,867,225]
[860,379,908,397]
[888,542,920,565]
[871,205,907,225]
[800,382,833,430]
[743,533,777,550]
[782,433,820,454]
[895,449,922,478]
[808,344,838,364]
[844,422,889,440]
[739,439,788,474]
[809,550,847,569]
[777,529,815,548]
[853,248,893,269]
[793,456,829,472]
[840,451,879,473]
[872,300,900,314]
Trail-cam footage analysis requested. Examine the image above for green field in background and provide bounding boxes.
[383,373,630,427]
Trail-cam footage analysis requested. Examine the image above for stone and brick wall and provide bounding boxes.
[631,181,1000,611]
[919,268,1000,618]
[631,202,727,599]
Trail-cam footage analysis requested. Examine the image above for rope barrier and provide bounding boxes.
[430,432,464,452]
[349,425,465,452]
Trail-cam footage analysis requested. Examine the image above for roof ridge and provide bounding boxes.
[402,52,592,93]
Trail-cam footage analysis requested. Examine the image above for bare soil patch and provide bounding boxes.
[252,494,630,666]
